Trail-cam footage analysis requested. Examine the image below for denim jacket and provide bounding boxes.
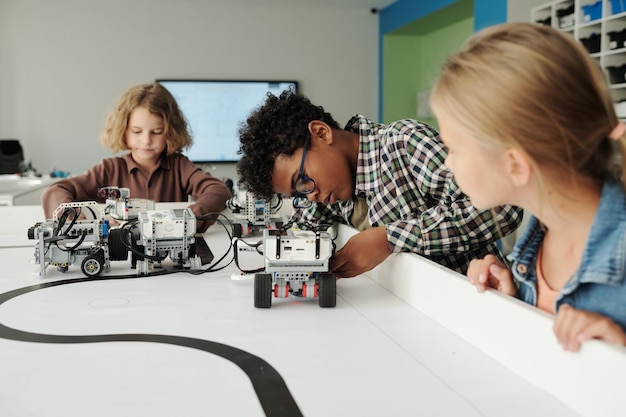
[507,179,626,329]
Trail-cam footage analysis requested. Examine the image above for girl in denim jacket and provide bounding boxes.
[430,22,626,352]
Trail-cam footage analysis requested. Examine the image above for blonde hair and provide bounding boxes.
[99,83,192,155]
[431,22,625,188]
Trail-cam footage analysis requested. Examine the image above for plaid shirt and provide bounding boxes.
[290,115,522,273]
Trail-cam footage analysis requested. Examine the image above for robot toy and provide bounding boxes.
[254,227,336,308]
[28,188,210,277]
[227,190,283,237]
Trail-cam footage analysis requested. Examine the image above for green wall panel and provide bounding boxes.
[382,34,421,125]
[382,0,474,125]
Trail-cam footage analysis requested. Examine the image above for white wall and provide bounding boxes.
[0,0,379,181]
[508,0,549,22]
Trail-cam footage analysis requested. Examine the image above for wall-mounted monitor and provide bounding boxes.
[156,79,298,164]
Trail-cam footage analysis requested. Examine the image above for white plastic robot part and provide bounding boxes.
[231,272,254,280]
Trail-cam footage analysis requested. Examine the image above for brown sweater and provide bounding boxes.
[41,153,231,233]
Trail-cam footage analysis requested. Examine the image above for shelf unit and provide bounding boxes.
[532,0,626,116]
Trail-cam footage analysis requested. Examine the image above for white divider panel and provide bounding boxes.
[336,224,626,417]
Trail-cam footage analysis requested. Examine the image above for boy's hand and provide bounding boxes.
[466,255,517,296]
[554,304,626,352]
[105,216,121,227]
[330,226,391,278]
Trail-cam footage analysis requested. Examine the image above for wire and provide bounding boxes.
[52,207,100,254]
[54,231,87,252]
[39,206,320,279]
[230,219,335,275]
[187,213,236,275]
[226,196,244,212]
[56,207,77,237]
[232,237,265,274]
[281,219,332,234]
[87,213,234,279]
[270,194,283,211]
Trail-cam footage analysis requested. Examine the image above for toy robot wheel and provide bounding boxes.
[233,223,243,238]
[81,254,104,277]
[318,273,337,308]
[254,273,273,308]
[108,228,129,261]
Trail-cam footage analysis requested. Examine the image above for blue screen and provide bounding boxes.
[157,80,297,163]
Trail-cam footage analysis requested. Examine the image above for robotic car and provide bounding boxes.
[227,190,283,237]
[28,195,209,277]
[254,227,336,308]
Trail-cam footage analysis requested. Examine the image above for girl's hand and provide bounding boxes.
[466,254,517,296]
[554,304,626,352]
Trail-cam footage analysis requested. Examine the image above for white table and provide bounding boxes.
[0,176,58,206]
[0,205,622,416]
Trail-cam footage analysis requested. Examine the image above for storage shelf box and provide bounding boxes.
[535,16,552,26]
[580,33,601,53]
[582,1,602,22]
[611,0,626,15]
[608,28,626,50]
[557,5,575,28]
[533,1,626,122]
[607,64,626,84]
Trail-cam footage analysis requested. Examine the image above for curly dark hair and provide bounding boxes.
[237,89,340,200]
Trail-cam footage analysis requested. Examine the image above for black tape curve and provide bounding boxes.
[0,277,303,417]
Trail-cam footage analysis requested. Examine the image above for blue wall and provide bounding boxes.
[474,0,507,31]
[379,0,506,34]
[379,0,459,33]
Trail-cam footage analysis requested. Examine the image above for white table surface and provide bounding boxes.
[0,207,579,417]
[0,176,58,206]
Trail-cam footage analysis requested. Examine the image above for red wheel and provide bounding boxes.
[302,283,307,297]
[274,283,279,297]
[314,283,319,297]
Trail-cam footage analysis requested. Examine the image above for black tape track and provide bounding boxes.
[0,276,303,417]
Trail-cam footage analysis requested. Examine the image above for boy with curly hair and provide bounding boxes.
[42,83,231,233]
[237,90,522,277]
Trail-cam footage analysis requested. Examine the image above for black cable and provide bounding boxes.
[271,194,283,211]
[53,205,103,255]
[56,207,77,237]
[122,221,168,263]
[83,205,98,219]
[54,231,87,252]
[226,196,244,212]
[232,237,265,274]
[187,214,236,275]
[38,208,251,279]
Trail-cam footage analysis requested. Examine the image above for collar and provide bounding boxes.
[508,178,626,287]
[575,178,626,284]
[345,115,382,195]
[506,215,544,280]
[121,152,171,174]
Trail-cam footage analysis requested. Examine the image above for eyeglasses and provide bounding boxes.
[292,139,316,209]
